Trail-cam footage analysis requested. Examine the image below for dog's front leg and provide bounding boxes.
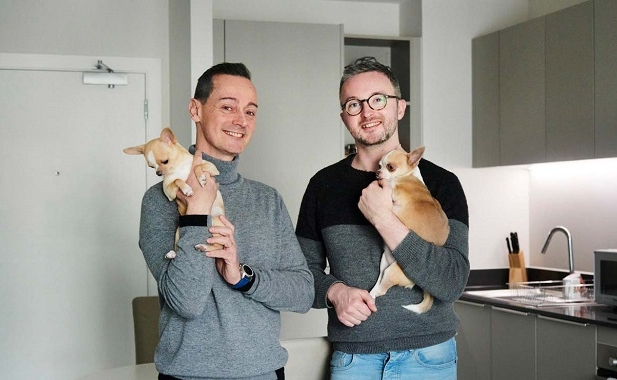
[370,249,396,298]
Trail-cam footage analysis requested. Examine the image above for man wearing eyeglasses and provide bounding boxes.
[296,57,469,380]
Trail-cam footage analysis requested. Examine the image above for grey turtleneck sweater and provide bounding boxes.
[138,147,314,380]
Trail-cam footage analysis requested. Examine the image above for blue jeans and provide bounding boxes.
[329,337,457,380]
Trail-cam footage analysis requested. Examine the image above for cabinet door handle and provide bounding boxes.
[456,300,487,308]
[491,306,530,316]
[537,315,589,327]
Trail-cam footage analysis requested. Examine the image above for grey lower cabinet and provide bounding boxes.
[455,301,598,380]
[536,316,596,380]
[455,301,491,380]
[490,306,536,380]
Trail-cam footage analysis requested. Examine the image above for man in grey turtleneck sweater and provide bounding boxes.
[138,62,314,380]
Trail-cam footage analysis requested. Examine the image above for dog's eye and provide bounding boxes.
[387,164,395,172]
[161,160,169,165]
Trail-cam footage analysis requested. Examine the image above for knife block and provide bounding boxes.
[508,251,528,287]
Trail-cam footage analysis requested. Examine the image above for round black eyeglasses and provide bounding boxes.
[341,93,400,116]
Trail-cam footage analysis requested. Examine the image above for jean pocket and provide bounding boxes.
[414,338,457,369]
[330,350,355,370]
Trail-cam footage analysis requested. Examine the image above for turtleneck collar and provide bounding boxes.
[188,145,240,185]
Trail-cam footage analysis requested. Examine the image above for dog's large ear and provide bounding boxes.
[160,127,177,145]
[407,146,425,167]
[123,145,145,155]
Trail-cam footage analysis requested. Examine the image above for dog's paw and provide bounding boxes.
[165,250,177,259]
[181,184,194,197]
[194,244,208,252]
[195,243,224,252]
[198,173,207,187]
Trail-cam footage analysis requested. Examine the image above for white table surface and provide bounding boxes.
[76,363,157,380]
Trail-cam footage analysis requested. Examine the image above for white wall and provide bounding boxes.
[529,158,617,272]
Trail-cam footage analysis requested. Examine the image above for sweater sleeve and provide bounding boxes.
[138,183,217,319]
[296,177,340,309]
[241,193,315,313]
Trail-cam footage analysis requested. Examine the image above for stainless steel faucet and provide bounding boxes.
[541,226,574,273]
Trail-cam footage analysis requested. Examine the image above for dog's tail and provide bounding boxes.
[402,291,434,314]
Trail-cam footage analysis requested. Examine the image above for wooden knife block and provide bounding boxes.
[508,251,528,287]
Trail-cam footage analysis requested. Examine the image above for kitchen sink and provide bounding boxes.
[465,281,598,308]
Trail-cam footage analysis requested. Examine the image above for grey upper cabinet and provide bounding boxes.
[499,17,546,166]
[545,1,594,162]
[594,0,617,158]
[472,0,616,167]
[472,32,500,168]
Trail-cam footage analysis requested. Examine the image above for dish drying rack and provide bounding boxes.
[507,280,594,306]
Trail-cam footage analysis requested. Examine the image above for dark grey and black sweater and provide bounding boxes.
[296,154,469,354]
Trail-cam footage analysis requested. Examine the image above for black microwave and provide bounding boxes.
[594,249,617,307]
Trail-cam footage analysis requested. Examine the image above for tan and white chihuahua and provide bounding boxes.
[369,146,449,314]
[123,128,225,256]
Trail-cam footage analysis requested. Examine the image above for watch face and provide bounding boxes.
[242,264,254,277]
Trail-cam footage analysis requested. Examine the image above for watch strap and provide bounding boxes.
[231,264,255,291]
[232,276,251,290]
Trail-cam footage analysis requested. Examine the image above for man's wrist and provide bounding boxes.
[326,281,345,308]
[231,264,255,292]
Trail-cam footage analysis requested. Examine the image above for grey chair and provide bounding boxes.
[280,337,331,380]
[131,296,160,364]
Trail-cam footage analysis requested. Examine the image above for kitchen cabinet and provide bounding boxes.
[454,301,491,380]
[536,315,596,380]
[594,0,617,158]
[499,17,545,166]
[490,307,536,380]
[455,300,599,380]
[544,1,594,162]
[471,32,500,168]
[472,0,613,167]
[344,35,421,153]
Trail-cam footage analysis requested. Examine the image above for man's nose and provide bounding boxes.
[234,111,248,127]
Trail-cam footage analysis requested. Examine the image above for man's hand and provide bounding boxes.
[327,283,377,327]
[204,215,243,285]
[359,179,409,250]
[358,179,394,226]
[176,150,219,215]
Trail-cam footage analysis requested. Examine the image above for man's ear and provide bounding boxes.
[189,98,202,122]
[397,98,407,121]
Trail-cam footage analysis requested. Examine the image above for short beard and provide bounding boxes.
[352,124,397,148]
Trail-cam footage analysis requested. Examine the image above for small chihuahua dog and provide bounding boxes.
[123,128,225,256]
[369,146,449,314]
